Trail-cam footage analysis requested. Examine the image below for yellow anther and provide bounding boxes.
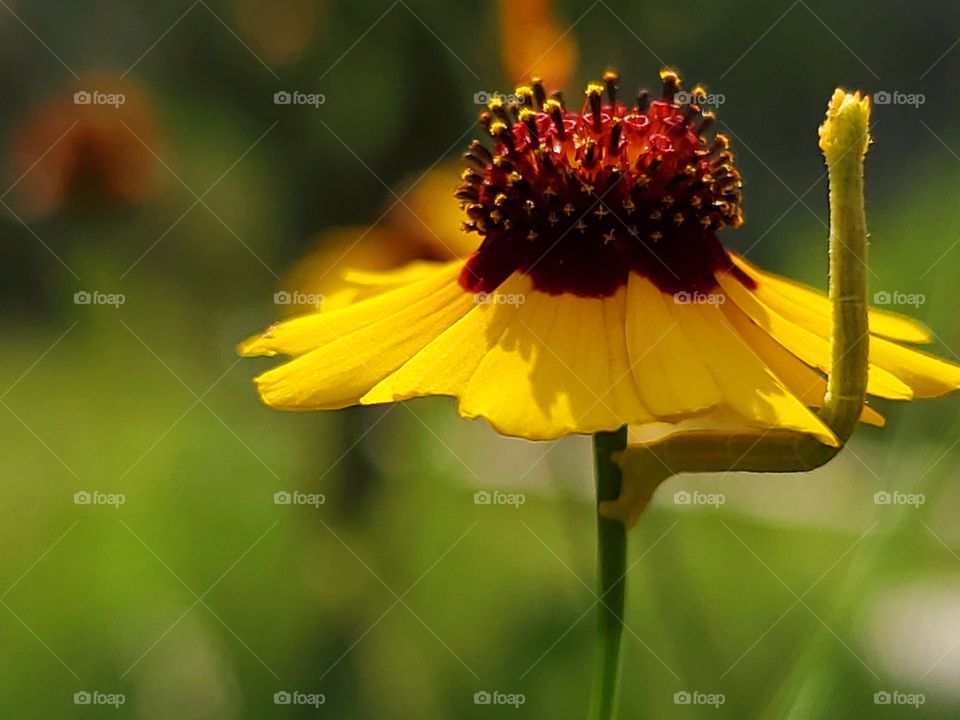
[518,107,537,124]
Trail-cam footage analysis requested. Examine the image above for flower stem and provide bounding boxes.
[589,427,628,720]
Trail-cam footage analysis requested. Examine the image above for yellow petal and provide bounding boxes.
[240,261,462,358]
[722,261,960,400]
[460,280,654,438]
[361,277,523,404]
[253,270,474,409]
[868,335,960,398]
[625,275,721,417]
[367,274,654,439]
[316,261,454,311]
[677,298,840,446]
[723,300,884,427]
[729,254,933,344]
[341,261,450,288]
[858,404,886,427]
[717,271,913,400]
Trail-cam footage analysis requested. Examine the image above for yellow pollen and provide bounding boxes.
[518,107,537,124]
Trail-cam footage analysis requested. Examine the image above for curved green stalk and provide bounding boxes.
[610,91,873,524]
[589,428,627,720]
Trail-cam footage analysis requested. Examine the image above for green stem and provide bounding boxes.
[589,427,628,720]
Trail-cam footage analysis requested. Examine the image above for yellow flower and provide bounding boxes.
[241,70,960,442]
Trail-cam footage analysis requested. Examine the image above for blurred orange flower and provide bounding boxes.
[9,75,158,218]
[498,0,577,90]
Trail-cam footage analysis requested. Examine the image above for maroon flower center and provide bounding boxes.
[457,69,752,297]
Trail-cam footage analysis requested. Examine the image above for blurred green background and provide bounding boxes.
[3,0,960,717]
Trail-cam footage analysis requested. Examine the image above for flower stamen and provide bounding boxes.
[458,68,750,296]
